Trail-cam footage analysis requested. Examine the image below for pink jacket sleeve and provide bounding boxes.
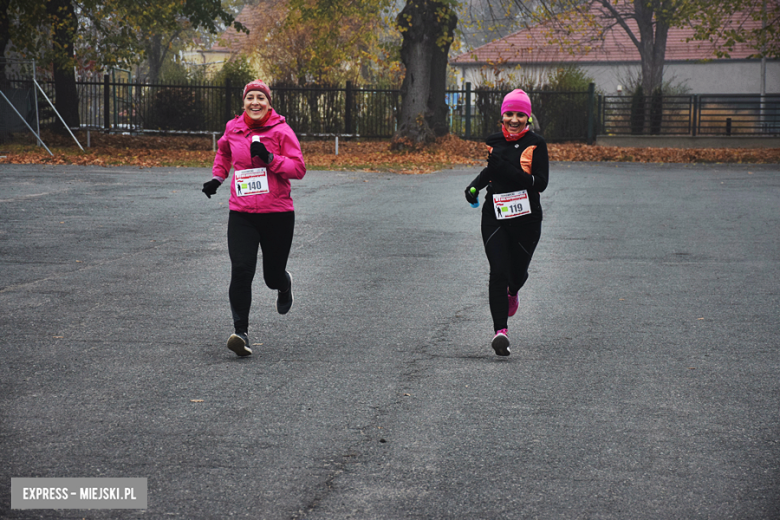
[267,124,306,180]
[212,123,233,182]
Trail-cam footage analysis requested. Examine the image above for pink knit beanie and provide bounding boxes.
[500,89,532,116]
[243,79,272,101]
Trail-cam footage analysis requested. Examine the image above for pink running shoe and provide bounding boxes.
[507,290,519,317]
[491,329,510,356]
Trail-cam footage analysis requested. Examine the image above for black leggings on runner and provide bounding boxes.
[481,219,542,332]
[227,210,294,334]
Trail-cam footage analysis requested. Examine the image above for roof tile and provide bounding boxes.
[451,13,763,65]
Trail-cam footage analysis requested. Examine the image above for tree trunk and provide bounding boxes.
[633,0,668,133]
[393,0,457,148]
[144,31,180,84]
[1,0,10,87]
[427,12,457,137]
[396,33,434,146]
[0,0,9,143]
[146,35,164,84]
[633,0,667,96]
[47,0,80,130]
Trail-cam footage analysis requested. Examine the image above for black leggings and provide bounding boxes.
[481,219,542,332]
[227,210,294,334]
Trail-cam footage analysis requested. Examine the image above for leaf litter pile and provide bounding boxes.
[2,131,778,173]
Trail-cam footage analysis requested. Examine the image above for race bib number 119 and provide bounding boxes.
[234,168,268,197]
[493,190,531,220]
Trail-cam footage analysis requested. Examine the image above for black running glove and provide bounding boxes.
[250,140,271,163]
[465,186,479,205]
[202,179,221,198]
[487,152,517,174]
[487,153,523,185]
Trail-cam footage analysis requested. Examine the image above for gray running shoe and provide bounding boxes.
[227,332,251,357]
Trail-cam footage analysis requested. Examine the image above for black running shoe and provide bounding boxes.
[227,332,251,357]
[277,271,293,314]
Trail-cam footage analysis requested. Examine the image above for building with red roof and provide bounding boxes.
[179,3,266,77]
[450,14,779,95]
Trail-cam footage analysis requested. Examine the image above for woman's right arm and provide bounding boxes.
[469,168,490,191]
[211,125,233,182]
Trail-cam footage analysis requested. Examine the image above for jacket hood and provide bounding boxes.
[263,108,285,127]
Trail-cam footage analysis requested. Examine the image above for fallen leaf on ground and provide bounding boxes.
[2,130,777,173]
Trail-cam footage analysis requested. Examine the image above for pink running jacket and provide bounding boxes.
[211,109,306,213]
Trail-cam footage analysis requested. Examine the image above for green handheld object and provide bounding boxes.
[468,187,479,208]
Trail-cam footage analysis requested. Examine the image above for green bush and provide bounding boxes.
[468,66,596,141]
[537,66,595,141]
[545,66,593,92]
[144,86,206,131]
[213,55,257,87]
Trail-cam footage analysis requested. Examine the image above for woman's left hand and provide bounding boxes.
[487,153,523,185]
[487,153,512,173]
[202,179,221,198]
[251,140,271,163]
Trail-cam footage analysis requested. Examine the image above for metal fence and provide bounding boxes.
[447,85,596,142]
[601,94,780,136]
[7,73,778,140]
[272,84,400,137]
[8,76,598,142]
[58,77,232,134]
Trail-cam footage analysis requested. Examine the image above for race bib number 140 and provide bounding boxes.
[493,190,531,220]
[234,168,268,197]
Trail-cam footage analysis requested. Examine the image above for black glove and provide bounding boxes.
[487,152,514,173]
[250,139,271,163]
[487,153,521,184]
[202,179,221,198]
[465,186,479,205]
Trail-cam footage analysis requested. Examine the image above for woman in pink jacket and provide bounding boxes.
[202,79,306,357]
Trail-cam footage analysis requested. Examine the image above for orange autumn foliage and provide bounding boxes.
[1,131,778,173]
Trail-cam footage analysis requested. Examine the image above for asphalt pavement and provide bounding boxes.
[1,161,778,519]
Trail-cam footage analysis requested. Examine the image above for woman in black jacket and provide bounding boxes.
[465,89,549,356]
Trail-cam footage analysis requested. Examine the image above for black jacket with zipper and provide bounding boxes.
[469,130,549,225]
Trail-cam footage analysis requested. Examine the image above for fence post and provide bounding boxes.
[112,69,117,128]
[33,59,41,141]
[598,94,604,134]
[465,82,472,139]
[345,81,353,135]
[225,79,231,123]
[103,74,110,131]
[587,82,595,145]
[692,95,698,137]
